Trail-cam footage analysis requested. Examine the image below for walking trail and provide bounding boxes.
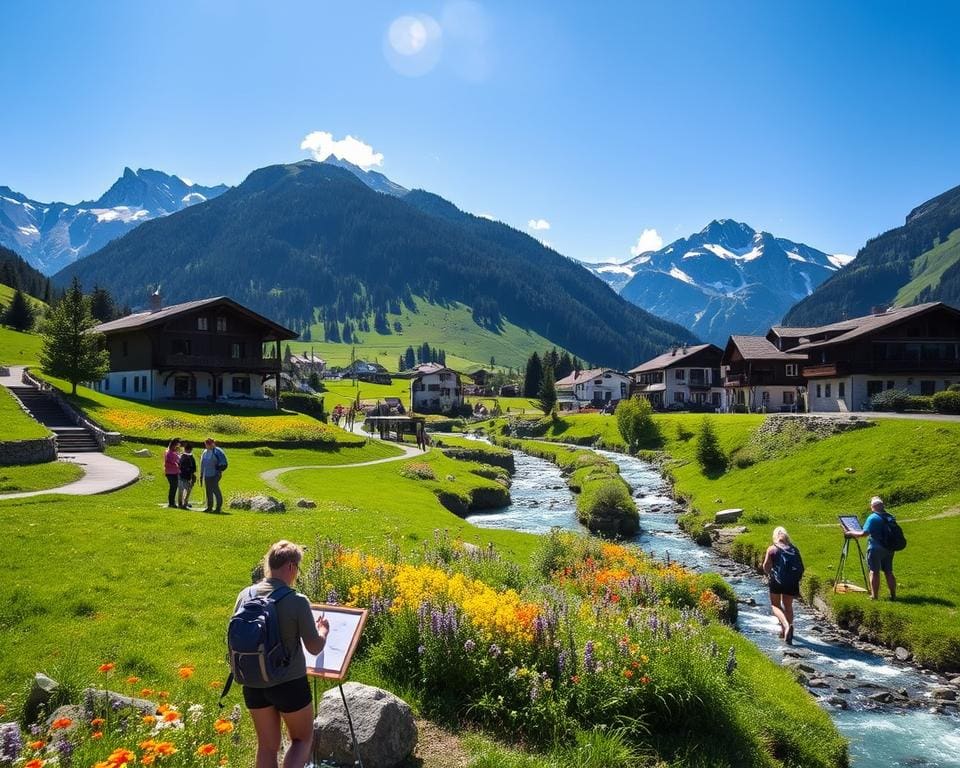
[0,365,141,499]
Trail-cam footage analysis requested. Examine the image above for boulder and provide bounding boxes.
[250,495,285,513]
[45,704,83,733]
[25,673,59,722]
[836,686,851,694]
[714,508,743,524]
[296,499,317,509]
[868,691,894,704]
[313,683,416,768]
[894,646,913,662]
[782,660,816,674]
[827,696,848,709]
[82,688,157,717]
[807,678,830,689]
[132,448,152,457]
[931,687,957,701]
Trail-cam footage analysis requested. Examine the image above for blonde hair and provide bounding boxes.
[264,540,303,577]
[772,526,792,547]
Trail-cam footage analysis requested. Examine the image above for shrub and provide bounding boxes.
[399,461,437,480]
[206,414,244,434]
[675,422,695,442]
[615,396,661,451]
[252,447,274,456]
[870,388,910,412]
[279,392,327,421]
[696,418,726,472]
[933,390,960,414]
[905,395,933,411]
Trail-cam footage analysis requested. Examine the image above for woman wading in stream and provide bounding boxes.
[762,526,805,645]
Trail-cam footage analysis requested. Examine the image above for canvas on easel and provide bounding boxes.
[302,604,368,681]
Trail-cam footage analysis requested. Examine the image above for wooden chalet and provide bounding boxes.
[721,336,807,412]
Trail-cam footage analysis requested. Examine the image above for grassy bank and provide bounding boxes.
[481,412,960,670]
[0,325,43,367]
[0,385,50,440]
[0,460,84,493]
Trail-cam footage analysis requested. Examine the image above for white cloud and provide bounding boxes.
[527,218,551,231]
[300,131,384,170]
[630,228,663,256]
[477,212,496,220]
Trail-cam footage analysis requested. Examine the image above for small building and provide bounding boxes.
[288,351,326,376]
[91,292,297,407]
[340,359,392,385]
[771,302,960,412]
[411,365,463,413]
[629,344,724,410]
[554,368,630,411]
[499,384,519,397]
[721,336,807,412]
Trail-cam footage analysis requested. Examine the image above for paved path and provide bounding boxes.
[0,364,25,387]
[260,441,426,493]
[0,452,141,500]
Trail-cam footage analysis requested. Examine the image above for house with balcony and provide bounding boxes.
[628,344,724,410]
[410,364,464,413]
[769,302,960,412]
[91,293,297,407]
[721,336,807,412]
[554,368,630,411]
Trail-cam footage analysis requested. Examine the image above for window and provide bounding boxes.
[674,392,685,403]
[785,364,798,377]
[825,383,832,398]
[216,316,227,332]
[232,376,251,395]
[921,380,936,396]
[761,391,770,404]
[134,377,140,393]
[122,340,128,357]
[711,392,721,406]
[104,378,110,391]
[675,369,686,381]
[121,377,127,393]
[816,384,822,398]
[141,375,148,393]
[171,339,192,355]
[867,380,883,397]
[782,391,795,405]
[197,317,208,331]
[838,382,845,399]
[231,342,246,359]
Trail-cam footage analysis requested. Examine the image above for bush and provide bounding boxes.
[252,447,274,456]
[696,418,726,472]
[279,391,327,421]
[399,461,437,480]
[933,390,960,414]
[870,388,910,412]
[615,396,661,451]
[206,414,244,434]
[905,395,933,411]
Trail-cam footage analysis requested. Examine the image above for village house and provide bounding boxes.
[721,336,807,412]
[629,344,724,410]
[769,301,960,412]
[339,359,392,384]
[410,362,464,413]
[554,368,630,411]
[90,293,297,407]
[287,351,326,377]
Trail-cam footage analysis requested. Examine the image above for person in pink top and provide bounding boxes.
[163,437,182,509]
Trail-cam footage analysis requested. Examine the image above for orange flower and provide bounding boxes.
[139,740,158,751]
[177,666,194,680]
[140,688,154,697]
[208,681,223,689]
[98,663,116,673]
[141,757,155,766]
[218,759,228,767]
[158,691,169,700]
[161,710,181,723]
[91,717,106,727]
[126,676,141,684]
[640,675,652,685]
[142,715,157,725]
[153,742,178,757]
[25,759,44,768]
[0,704,7,716]
[623,669,634,679]
[27,740,45,750]
[91,732,103,740]
[156,704,171,714]
[107,748,136,765]
[51,717,73,730]
[196,744,218,757]
[213,719,234,734]
[569,674,580,684]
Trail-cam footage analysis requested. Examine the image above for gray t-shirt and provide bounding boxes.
[233,578,321,687]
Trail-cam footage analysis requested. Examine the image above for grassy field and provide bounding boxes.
[321,377,412,410]
[0,282,48,311]
[37,373,362,446]
[0,436,846,767]
[0,460,84,493]
[290,296,566,371]
[0,384,50,439]
[0,325,43,367]
[466,395,543,415]
[481,412,960,669]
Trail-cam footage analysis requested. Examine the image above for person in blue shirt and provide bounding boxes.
[846,496,896,601]
[199,437,227,513]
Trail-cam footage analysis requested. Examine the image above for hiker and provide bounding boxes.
[762,526,805,645]
[177,441,197,509]
[233,541,329,768]
[163,438,182,509]
[199,437,227,513]
[845,496,898,600]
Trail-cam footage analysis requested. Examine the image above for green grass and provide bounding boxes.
[466,395,543,415]
[291,296,567,371]
[895,227,960,305]
[0,282,48,312]
[0,384,50,439]
[321,377,412,410]
[0,325,43,367]
[0,460,84,492]
[36,373,362,446]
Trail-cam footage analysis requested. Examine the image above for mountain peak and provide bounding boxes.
[320,156,408,197]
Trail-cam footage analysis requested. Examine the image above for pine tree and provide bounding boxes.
[523,352,543,397]
[556,351,574,380]
[439,349,446,366]
[398,355,405,372]
[404,346,416,370]
[89,285,115,323]
[284,344,293,363]
[696,417,727,472]
[3,289,36,332]
[40,277,110,395]
[343,322,352,343]
[536,365,557,414]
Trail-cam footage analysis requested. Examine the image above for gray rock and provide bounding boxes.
[868,691,894,704]
[844,467,856,474]
[807,678,830,689]
[132,448,152,457]
[932,687,957,701]
[836,686,851,694]
[25,673,59,722]
[313,683,416,768]
[45,704,83,732]
[296,499,317,509]
[783,660,816,674]
[250,495,286,513]
[827,696,848,709]
[894,646,912,662]
[82,688,157,717]
[782,649,808,658]
[714,508,743,524]
[950,675,960,686]
[844,673,856,679]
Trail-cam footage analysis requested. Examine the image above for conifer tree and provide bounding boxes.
[404,346,416,370]
[536,365,557,414]
[3,289,36,332]
[40,277,109,395]
[89,285,115,323]
[523,352,543,397]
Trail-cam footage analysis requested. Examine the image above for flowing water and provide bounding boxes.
[465,444,960,767]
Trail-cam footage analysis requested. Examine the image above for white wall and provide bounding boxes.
[92,369,153,401]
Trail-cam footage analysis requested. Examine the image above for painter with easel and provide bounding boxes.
[840,496,906,601]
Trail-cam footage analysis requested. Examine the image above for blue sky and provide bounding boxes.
[2,1,960,262]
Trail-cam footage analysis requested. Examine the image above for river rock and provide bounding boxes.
[931,687,957,701]
[894,646,913,662]
[836,686,851,694]
[950,675,960,686]
[296,499,317,508]
[25,673,59,722]
[844,673,856,679]
[714,508,743,524]
[827,696,848,709]
[783,660,816,674]
[783,649,807,658]
[807,678,830,689]
[868,691,894,704]
[313,683,416,768]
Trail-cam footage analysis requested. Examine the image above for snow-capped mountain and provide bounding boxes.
[322,156,408,197]
[0,168,228,274]
[580,220,854,344]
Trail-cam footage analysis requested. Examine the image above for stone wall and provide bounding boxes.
[0,436,58,466]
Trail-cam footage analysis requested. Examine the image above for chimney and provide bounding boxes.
[150,287,162,313]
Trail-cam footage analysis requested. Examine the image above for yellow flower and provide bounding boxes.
[213,719,234,734]
[196,744,218,757]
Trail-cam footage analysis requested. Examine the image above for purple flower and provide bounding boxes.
[0,722,23,763]
[326,587,340,604]
[529,677,541,701]
[488,643,501,658]
[584,641,597,674]
[533,614,547,643]
[648,614,659,633]
[464,639,476,653]
[557,649,569,672]
[56,738,75,764]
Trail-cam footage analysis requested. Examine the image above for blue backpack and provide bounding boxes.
[772,546,805,590]
[876,512,907,552]
[214,447,228,472]
[225,585,292,688]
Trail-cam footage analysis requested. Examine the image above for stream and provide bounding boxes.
[465,445,960,767]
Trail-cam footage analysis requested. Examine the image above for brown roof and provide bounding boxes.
[555,368,627,386]
[94,296,298,340]
[629,343,719,373]
[728,335,807,361]
[787,302,954,352]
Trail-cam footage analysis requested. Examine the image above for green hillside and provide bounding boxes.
[0,282,48,311]
[290,296,564,370]
[895,227,960,305]
[0,325,43,367]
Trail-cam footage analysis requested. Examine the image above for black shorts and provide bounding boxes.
[242,676,311,713]
[769,579,800,598]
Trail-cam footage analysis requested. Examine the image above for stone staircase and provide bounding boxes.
[8,385,102,453]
